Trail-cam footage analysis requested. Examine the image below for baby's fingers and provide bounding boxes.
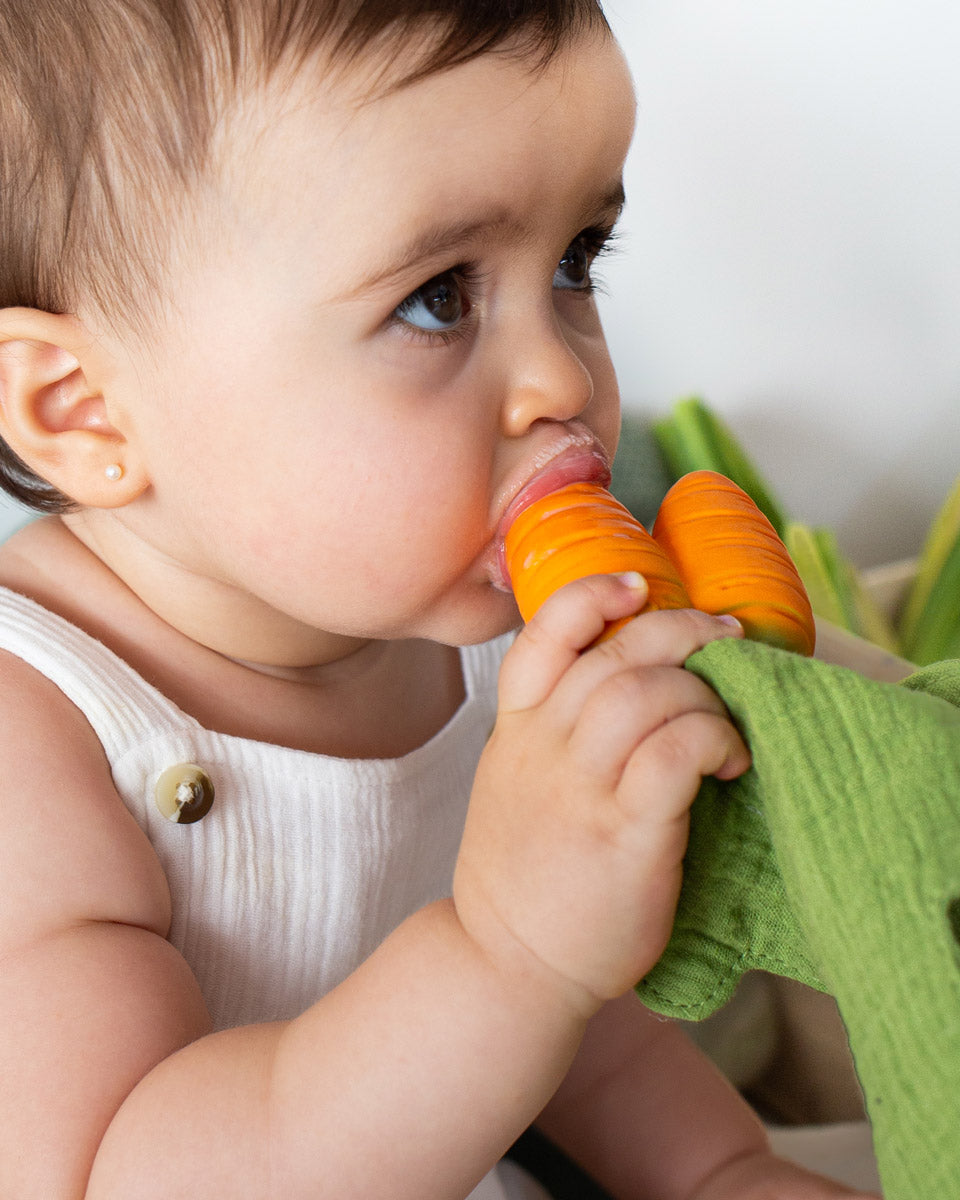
[545,607,744,734]
[601,709,749,952]
[568,665,748,790]
[619,707,751,823]
[500,573,648,712]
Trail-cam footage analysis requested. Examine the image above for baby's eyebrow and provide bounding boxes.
[345,183,626,300]
[344,210,531,299]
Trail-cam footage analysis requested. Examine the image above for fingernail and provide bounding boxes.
[716,614,742,629]
[615,571,645,590]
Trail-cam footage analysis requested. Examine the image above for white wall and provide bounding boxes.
[0,495,28,543]
[599,0,960,565]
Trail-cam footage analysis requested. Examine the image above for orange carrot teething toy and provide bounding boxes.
[505,482,691,642]
[653,470,815,655]
[505,469,815,655]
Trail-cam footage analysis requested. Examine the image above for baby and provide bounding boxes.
[0,2,876,1197]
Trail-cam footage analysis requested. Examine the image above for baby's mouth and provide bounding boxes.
[492,439,611,593]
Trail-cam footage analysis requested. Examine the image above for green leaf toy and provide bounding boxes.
[637,640,960,1198]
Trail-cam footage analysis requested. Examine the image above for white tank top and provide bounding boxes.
[0,586,511,1030]
[0,589,547,1199]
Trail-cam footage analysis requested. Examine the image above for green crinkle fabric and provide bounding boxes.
[635,639,960,1199]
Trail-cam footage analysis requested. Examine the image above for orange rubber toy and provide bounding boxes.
[504,470,815,655]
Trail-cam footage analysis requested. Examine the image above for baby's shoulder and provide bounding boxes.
[0,643,200,1196]
[0,643,171,954]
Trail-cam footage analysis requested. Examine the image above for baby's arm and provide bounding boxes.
[0,576,747,1199]
[538,991,878,1198]
[0,651,213,1198]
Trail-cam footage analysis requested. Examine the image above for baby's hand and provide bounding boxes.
[453,573,750,1016]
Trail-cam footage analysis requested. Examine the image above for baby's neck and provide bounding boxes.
[0,517,465,758]
[61,508,365,671]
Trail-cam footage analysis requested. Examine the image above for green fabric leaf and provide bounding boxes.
[637,640,960,1198]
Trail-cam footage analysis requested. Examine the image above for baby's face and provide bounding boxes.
[108,26,636,656]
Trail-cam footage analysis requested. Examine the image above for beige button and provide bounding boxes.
[154,763,215,824]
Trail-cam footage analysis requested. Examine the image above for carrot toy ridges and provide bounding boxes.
[505,483,691,641]
[653,471,815,656]
[505,471,815,655]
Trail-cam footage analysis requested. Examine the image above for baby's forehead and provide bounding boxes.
[207,28,629,246]
[241,25,578,115]
[231,21,616,156]
[226,30,611,194]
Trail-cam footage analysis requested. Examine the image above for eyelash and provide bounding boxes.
[572,224,621,292]
[391,222,621,347]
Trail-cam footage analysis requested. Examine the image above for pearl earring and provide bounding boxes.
[104,464,123,482]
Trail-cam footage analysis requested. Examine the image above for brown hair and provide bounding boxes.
[0,0,610,512]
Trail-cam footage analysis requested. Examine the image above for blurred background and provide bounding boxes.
[0,1,957,569]
[598,0,960,567]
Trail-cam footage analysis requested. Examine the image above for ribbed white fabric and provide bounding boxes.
[0,587,527,1199]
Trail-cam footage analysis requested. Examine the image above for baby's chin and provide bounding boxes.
[416,587,522,649]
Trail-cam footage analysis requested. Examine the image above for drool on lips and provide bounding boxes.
[504,469,815,656]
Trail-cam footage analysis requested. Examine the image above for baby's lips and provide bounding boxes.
[495,445,611,589]
[498,448,611,540]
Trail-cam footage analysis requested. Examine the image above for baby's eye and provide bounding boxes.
[554,238,592,290]
[553,225,618,293]
[393,270,471,332]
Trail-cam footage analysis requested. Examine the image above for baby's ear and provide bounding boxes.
[0,308,147,508]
